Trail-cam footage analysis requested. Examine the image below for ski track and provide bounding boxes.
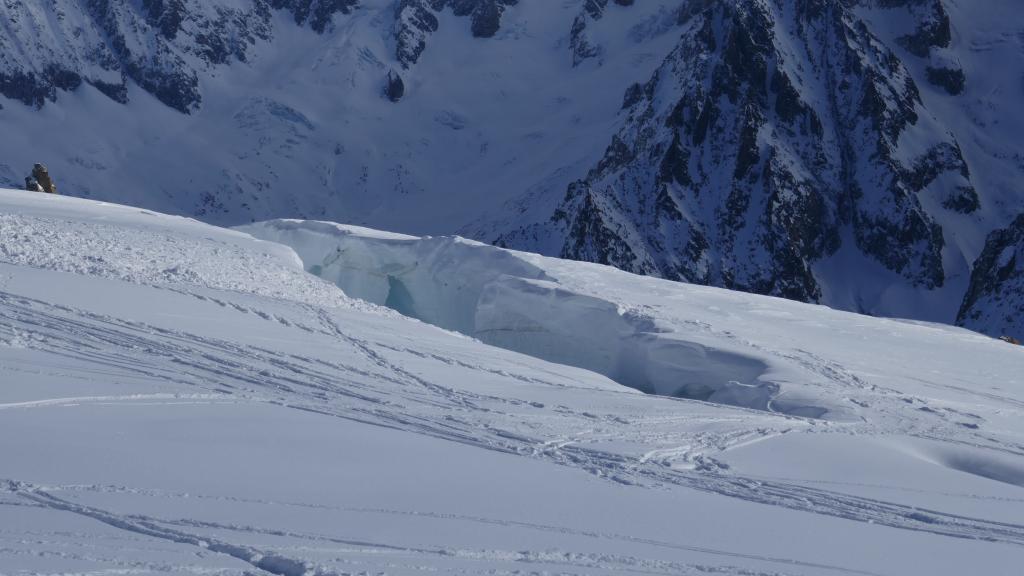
[16,479,1024,575]
[0,393,236,411]
[0,480,877,576]
[4,287,1024,555]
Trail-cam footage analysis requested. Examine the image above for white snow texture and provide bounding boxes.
[1,188,1024,575]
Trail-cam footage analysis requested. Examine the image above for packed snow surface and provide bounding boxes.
[3,189,1024,575]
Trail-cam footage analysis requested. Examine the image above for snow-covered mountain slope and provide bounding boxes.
[958,214,1024,337]
[2,0,1023,337]
[501,0,1024,327]
[0,0,679,231]
[3,189,1024,575]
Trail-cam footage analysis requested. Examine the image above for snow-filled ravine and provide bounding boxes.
[2,189,1024,576]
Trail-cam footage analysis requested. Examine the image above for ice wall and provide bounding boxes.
[241,219,836,417]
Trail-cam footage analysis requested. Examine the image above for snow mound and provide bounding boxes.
[0,191,349,309]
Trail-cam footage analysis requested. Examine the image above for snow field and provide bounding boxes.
[1,190,1024,575]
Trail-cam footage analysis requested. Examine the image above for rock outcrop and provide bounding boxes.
[0,0,355,113]
[503,0,975,305]
[385,69,406,102]
[395,0,519,68]
[24,177,44,193]
[570,0,636,66]
[32,164,58,194]
[958,215,1024,339]
[0,1,522,111]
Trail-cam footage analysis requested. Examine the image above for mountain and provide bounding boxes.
[1,0,679,229]
[500,0,1024,329]
[504,0,959,300]
[1,0,1022,337]
[3,188,1024,574]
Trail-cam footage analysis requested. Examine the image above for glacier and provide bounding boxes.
[2,188,1024,575]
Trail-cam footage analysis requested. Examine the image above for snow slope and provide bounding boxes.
[3,189,1024,575]
[0,0,682,232]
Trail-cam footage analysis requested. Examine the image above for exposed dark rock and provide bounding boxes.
[385,69,406,102]
[570,13,601,66]
[595,136,635,174]
[621,83,645,109]
[926,66,966,95]
[895,0,951,57]
[733,111,763,182]
[0,72,52,109]
[396,0,441,68]
[0,0,326,113]
[658,132,691,187]
[905,143,970,191]
[570,0,637,66]
[443,0,519,38]
[84,0,202,113]
[31,164,58,194]
[554,181,658,276]
[143,0,187,40]
[394,0,518,68]
[943,186,981,213]
[502,0,964,304]
[2,1,522,112]
[0,66,84,109]
[958,215,1024,337]
[46,67,84,93]
[270,0,358,33]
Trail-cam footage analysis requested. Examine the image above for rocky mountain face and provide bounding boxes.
[2,0,276,113]
[958,215,1024,338]
[395,0,518,67]
[0,0,498,112]
[1,0,1022,338]
[569,0,635,66]
[502,0,977,306]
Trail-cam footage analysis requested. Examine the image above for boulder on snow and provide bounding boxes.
[385,70,405,102]
[31,163,57,194]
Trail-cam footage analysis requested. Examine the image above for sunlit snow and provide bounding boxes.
[2,189,1023,575]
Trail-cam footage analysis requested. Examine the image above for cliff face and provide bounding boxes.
[1,0,286,113]
[502,0,977,307]
[958,215,1024,339]
[0,0,509,112]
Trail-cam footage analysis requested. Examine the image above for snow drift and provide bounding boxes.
[243,220,852,418]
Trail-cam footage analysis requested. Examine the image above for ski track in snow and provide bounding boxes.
[4,288,1024,549]
[3,479,886,576]
[3,192,1024,574]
